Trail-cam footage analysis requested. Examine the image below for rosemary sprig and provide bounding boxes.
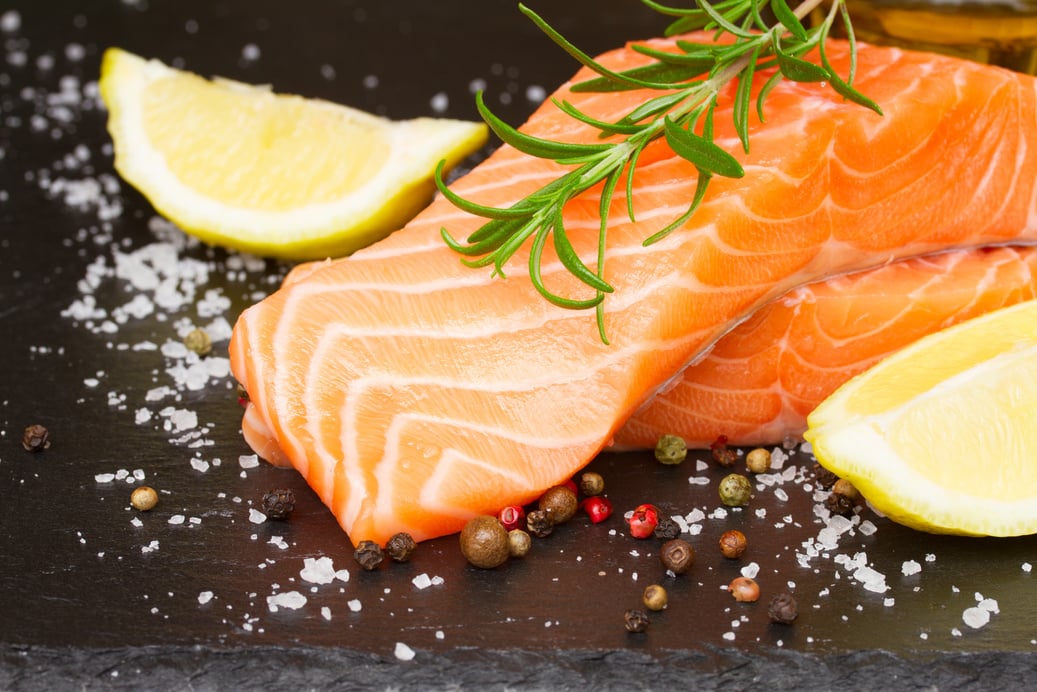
[436,0,881,343]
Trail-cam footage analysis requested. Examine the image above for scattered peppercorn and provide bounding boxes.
[768,592,799,624]
[832,478,861,503]
[627,503,659,539]
[718,473,753,507]
[812,463,838,489]
[354,540,385,571]
[460,515,510,568]
[710,435,738,467]
[508,529,532,558]
[718,529,748,559]
[386,532,417,562]
[642,584,669,612]
[183,327,213,356]
[526,509,554,538]
[261,489,296,520]
[825,491,857,516]
[654,434,688,465]
[624,608,650,633]
[130,486,159,511]
[745,447,771,474]
[653,516,681,540]
[660,538,695,574]
[21,424,50,452]
[581,496,613,524]
[236,383,250,408]
[728,576,760,602]
[539,485,578,524]
[578,471,605,497]
[498,505,526,532]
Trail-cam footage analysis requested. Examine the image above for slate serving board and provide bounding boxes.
[3,1,1036,688]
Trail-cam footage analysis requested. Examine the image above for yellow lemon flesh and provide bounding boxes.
[804,299,1037,536]
[99,48,488,260]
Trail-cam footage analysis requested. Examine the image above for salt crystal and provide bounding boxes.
[978,598,999,614]
[95,473,116,483]
[300,556,337,584]
[1024,562,1033,573]
[722,632,736,641]
[436,631,445,640]
[321,606,332,621]
[238,454,260,469]
[1,10,21,32]
[198,591,214,605]
[249,508,267,524]
[412,573,433,590]
[740,562,760,579]
[901,560,922,576]
[266,591,306,612]
[130,517,143,528]
[962,607,991,629]
[169,409,197,432]
[773,488,788,502]
[883,598,895,607]
[394,642,416,661]
[335,569,350,583]
[268,536,288,550]
[134,408,152,424]
[190,458,210,473]
[858,520,877,536]
[168,514,185,525]
[925,553,937,562]
[688,476,710,486]
[430,92,449,113]
[83,377,99,388]
[695,460,709,472]
[347,599,362,612]
[431,575,445,586]
[525,84,546,102]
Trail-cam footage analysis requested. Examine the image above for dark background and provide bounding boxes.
[3,1,1036,688]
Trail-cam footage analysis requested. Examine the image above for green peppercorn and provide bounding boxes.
[508,529,531,558]
[539,485,578,524]
[642,584,668,612]
[654,434,688,465]
[460,515,510,569]
[183,327,212,356]
[718,473,752,507]
[578,471,605,497]
[745,447,771,474]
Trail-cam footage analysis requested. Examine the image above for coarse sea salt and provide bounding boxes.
[394,642,416,661]
[347,599,362,612]
[267,591,307,612]
[300,556,337,584]
[248,508,267,524]
[198,591,214,605]
[901,560,922,576]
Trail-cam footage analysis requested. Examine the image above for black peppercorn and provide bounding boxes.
[22,424,50,452]
[825,491,856,516]
[624,608,650,633]
[660,538,695,574]
[261,489,296,520]
[526,509,554,538]
[385,532,417,562]
[653,516,681,540]
[812,463,838,490]
[354,540,385,571]
[768,592,798,624]
[539,486,578,525]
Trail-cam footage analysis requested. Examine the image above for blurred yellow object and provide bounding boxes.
[817,0,1037,74]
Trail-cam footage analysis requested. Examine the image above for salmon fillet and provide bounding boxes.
[229,35,1037,545]
[614,246,1037,449]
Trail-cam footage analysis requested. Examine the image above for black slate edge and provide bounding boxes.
[2,643,1028,690]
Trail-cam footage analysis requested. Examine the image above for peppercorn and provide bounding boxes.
[825,491,857,516]
[261,489,295,520]
[728,576,760,602]
[654,434,687,465]
[130,486,159,511]
[539,485,578,524]
[22,424,50,452]
[812,463,838,489]
[460,515,510,568]
[627,503,659,539]
[236,383,250,408]
[832,478,861,503]
[642,584,668,612]
[653,516,681,540]
[710,435,738,467]
[354,540,384,571]
[508,529,531,558]
[578,471,605,497]
[498,505,526,532]
[183,327,212,356]
[526,509,554,538]
[581,496,613,524]
[718,473,752,507]
[624,609,650,633]
[745,447,771,474]
[660,538,695,574]
[718,529,748,559]
[386,532,417,562]
[768,592,799,624]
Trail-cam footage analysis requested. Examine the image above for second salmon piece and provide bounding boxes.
[230,36,1037,545]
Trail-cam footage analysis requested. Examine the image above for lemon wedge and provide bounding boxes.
[805,299,1037,536]
[98,47,488,260]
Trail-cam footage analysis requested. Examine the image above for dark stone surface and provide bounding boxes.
[3,1,1037,689]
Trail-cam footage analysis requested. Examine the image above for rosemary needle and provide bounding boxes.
[435,0,881,343]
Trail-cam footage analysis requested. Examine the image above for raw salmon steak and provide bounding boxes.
[230,35,1037,545]
[614,246,1037,450]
